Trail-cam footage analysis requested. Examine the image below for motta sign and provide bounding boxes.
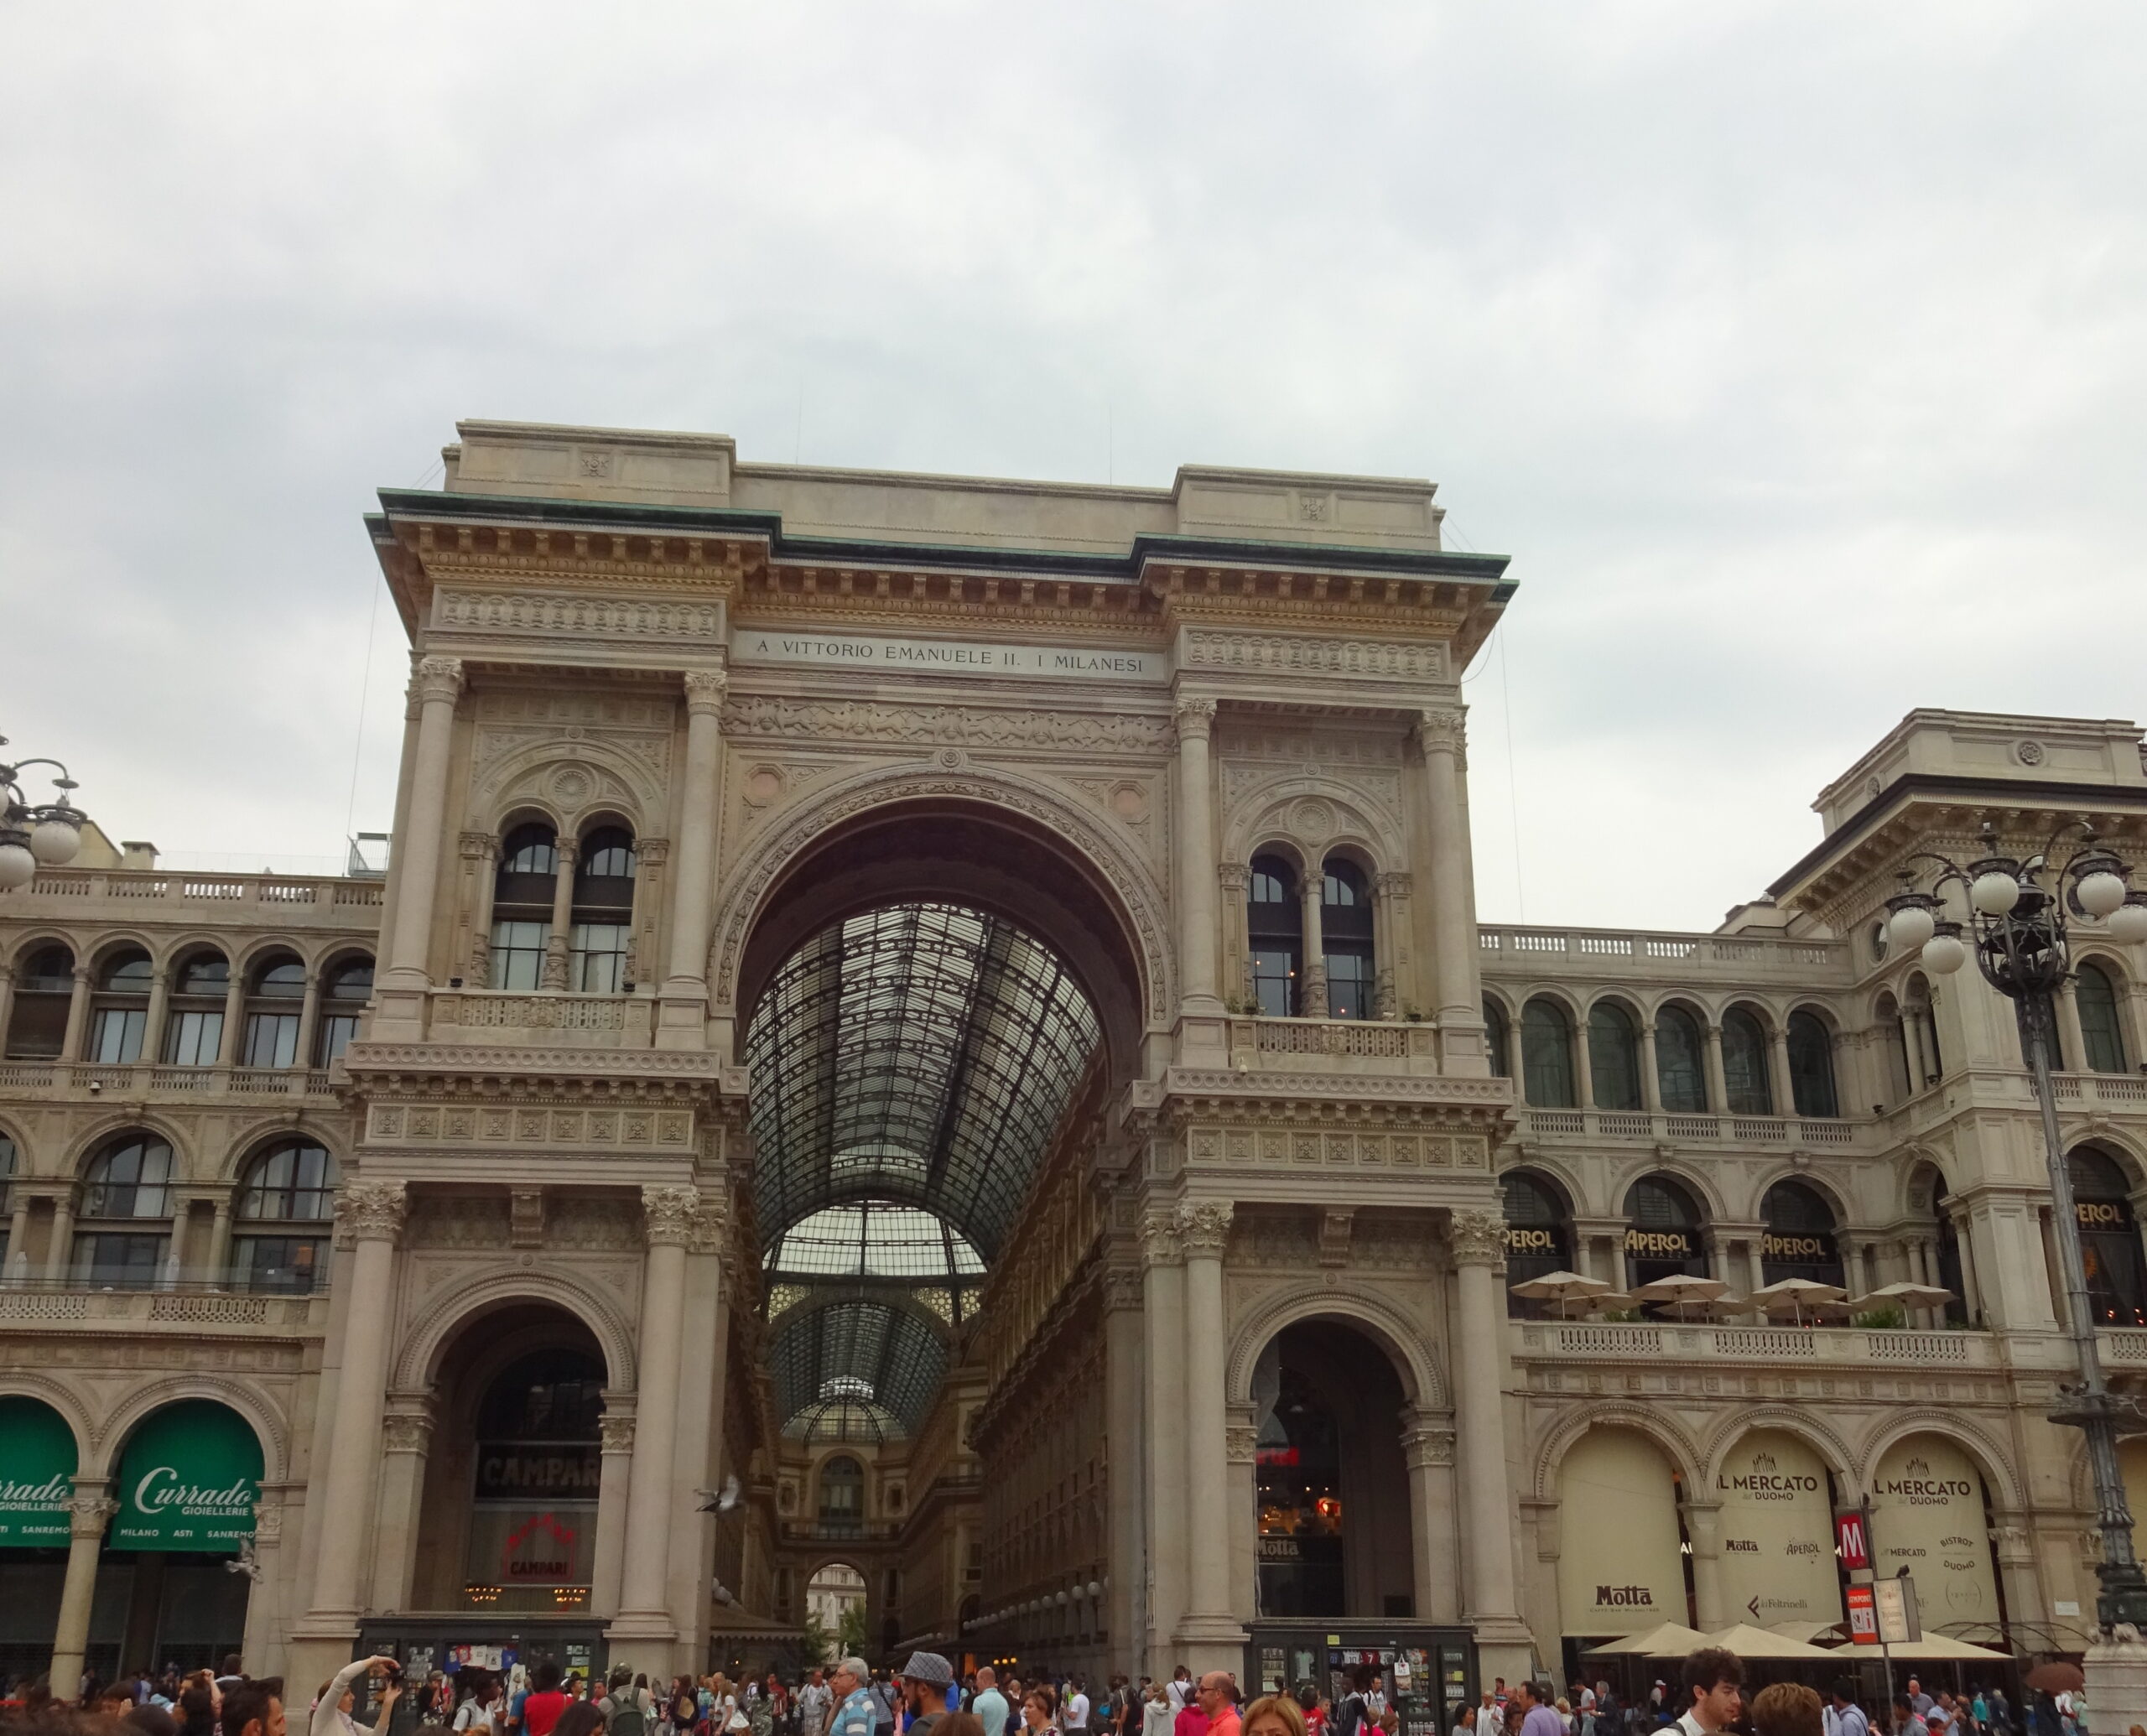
[111,1401,262,1553]
[0,1397,77,1547]
[730,629,1167,683]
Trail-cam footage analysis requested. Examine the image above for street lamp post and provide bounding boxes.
[0,738,88,889]
[1886,821,2147,1639]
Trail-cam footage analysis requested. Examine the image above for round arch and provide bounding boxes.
[1699,1406,1856,1486]
[216,1115,352,1186]
[771,1286,956,1353]
[1224,1282,1447,1411]
[1243,838,1313,881]
[1746,1164,1853,1229]
[3,931,85,970]
[1853,1414,2027,1513]
[87,1376,290,1484]
[0,1373,96,1464]
[154,935,237,974]
[716,767,1170,1072]
[1530,1400,1704,1502]
[392,1268,639,1395]
[1614,1157,1729,1224]
[470,737,666,839]
[1222,777,1401,875]
[63,1112,194,1181]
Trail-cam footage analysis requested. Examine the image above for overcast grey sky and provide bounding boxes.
[3,3,2139,930]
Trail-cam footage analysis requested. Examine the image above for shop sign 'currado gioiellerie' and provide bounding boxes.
[111,1401,263,1553]
[0,1396,78,1546]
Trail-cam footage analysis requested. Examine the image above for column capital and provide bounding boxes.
[599,1412,637,1454]
[689,1191,730,1255]
[380,1411,434,1455]
[1412,707,1466,756]
[1448,1207,1507,1268]
[1140,1210,1183,1267]
[410,655,465,706]
[641,1183,702,1247]
[683,668,730,715]
[1217,862,1249,892]
[1175,1198,1233,1255]
[336,1180,408,1245]
[1398,1412,1457,1470]
[1172,695,1218,742]
[1375,870,1414,899]
[66,1490,118,1539]
[458,830,500,860]
[637,837,671,867]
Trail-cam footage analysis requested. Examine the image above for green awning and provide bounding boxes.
[0,1396,77,1546]
[112,1401,263,1553]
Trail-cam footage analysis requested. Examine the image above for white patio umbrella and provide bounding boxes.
[1581,1620,1711,1656]
[1698,1622,1839,1659]
[1750,1277,1848,1326]
[1630,1274,1731,1318]
[1848,1281,1956,1313]
[1510,1271,1614,1317]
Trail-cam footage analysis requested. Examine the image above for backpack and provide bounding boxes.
[612,1701,652,1736]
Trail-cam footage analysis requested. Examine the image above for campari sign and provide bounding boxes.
[112,1401,262,1553]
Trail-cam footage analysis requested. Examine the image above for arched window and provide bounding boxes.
[1484,998,1510,1079]
[569,824,637,993]
[234,1139,337,1293]
[89,948,153,1063]
[1623,1174,1706,1293]
[819,1454,866,1528]
[240,954,307,1068]
[75,1134,174,1287]
[1721,1007,1773,1115]
[1655,1005,1708,1112]
[5,943,75,1059]
[315,956,373,1066]
[2077,963,2130,1075]
[1931,1178,1968,1327]
[1786,1011,1838,1118]
[1247,855,1302,1019]
[1760,1179,1844,1286]
[1319,859,1375,1021]
[2072,1147,2146,1326]
[1521,998,1576,1109]
[163,952,230,1066]
[1588,1001,1643,1111]
[1501,1170,1573,1318]
[1874,995,1910,1105]
[491,823,559,990]
[0,1133,16,1266]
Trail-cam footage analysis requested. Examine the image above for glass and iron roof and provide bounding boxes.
[745,902,1099,1260]
[746,902,1099,1444]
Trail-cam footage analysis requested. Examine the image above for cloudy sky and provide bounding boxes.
[3,3,2139,930]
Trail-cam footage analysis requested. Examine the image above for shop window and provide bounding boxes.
[315,956,373,1065]
[1624,1174,1706,1294]
[1484,998,1510,1078]
[1255,1365,1344,1616]
[1320,859,1374,1021]
[1655,1004,1708,1112]
[1501,1169,1573,1318]
[5,943,75,1059]
[1760,1179,1844,1286]
[1521,998,1576,1108]
[2072,1146,2146,1326]
[1588,1001,1642,1111]
[1786,1011,1838,1117]
[241,955,306,1068]
[2077,963,2130,1075]
[162,953,230,1066]
[234,1139,337,1292]
[1721,1007,1773,1115]
[1247,855,1302,1018]
[90,949,153,1064]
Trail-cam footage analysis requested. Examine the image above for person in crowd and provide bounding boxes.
[315,1658,403,1736]
[1140,1682,1173,1736]
[1242,1697,1307,1736]
[1297,1690,1325,1736]
[1169,1678,1195,1717]
[601,1673,655,1736]
[518,1668,572,1736]
[132,1705,182,1736]
[1825,1681,1869,1736]
[974,1671,1011,1736]
[459,1679,508,1736]
[798,1675,833,1736]
[937,1718,985,1736]
[1450,1706,1475,1736]
[216,1661,248,1698]
[831,1660,876,1736]
[180,1681,222,1736]
[1065,1684,1091,1736]
[1173,1687,1206,1736]
[1750,1687,1822,1736]
[1673,1654,1742,1736]
[1510,1682,1562,1736]
[1895,1697,1930,1736]
[224,1678,289,1736]
[1197,1677,1240,1736]
[1024,1691,1062,1736]
[554,1706,608,1736]
[899,1655,958,1736]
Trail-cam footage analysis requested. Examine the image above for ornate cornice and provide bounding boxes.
[719,694,1172,756]
[1175,1198,1234,1255]
[642,1183,701,1247]
[1448,1207,1506,1268]
[337,1181,408,1245]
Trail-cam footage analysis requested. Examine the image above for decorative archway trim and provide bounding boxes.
[1852,1412,2027,1512]
[393,1266,640,1393]
[0,1372,96,1464]
[87,1375,292,1484]
[1697,1406,1858,1485]
[1530,1399,1703,1501]
[1224,1281,1447,1410]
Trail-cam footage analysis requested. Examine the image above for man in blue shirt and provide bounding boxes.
[973,1671,1010,1736]
[831,1661,876,1736]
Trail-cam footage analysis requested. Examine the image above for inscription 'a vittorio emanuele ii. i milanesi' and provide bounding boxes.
[731,628,1163,680]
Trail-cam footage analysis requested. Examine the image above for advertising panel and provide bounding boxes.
[0,1396,77,1546]
[1713,1430,1842,1627]
[1557,1428,1688,1635]
[465,1505,597,1587]
[111,1401,262,1552]
[1869,1436,1999,1628]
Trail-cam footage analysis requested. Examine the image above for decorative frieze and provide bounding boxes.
[1183,630,1446,683]
[1184,1123,1492,1172]
[366,1102,694,1150]
[719,696,1171,756]
[433,588,725,647]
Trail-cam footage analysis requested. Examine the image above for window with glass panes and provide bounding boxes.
[242,956,306,1067]
[1247,855,1302,1016]
[73,1134,174,1287]
[2077,963,2130,1074]
[0,1135,14,1264]
[1720,1007,1773,1115]
[1588,1001,1643,1110]
[569,826,637,990]
[315,957,373,1064]
[1521,997,1576,1107]
[1786,1011,1839,1117]
[90,950,152,1063]
[2072,1146,2147,1325]
[163,954,230,1065]
[5,943,75,1059]
[1484,997,1510,1078]
[1500,1169,1573,1318]
[1624,1174,1706,1293]
[1760,1179,1844,1286]
[1655,1005,1708,1111]
[235,1139,335,1292]
[490,823,560,989]
[1319,860,1374,1019]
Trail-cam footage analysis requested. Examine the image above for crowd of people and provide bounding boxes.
[0,1645,2099,1736]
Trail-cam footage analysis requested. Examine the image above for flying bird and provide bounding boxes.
[226,1540,263,1583]
[694,1474,742,1513]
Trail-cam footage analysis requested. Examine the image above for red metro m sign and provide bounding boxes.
[1835,1508,1872,1572]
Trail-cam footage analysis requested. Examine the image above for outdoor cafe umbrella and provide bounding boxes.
[1848,1281,1956,1312]
[1510,1271,1614,1317]
[1851,1635,2011,1662]
[1750,1277,1848,1326]
[1582,1621,1711,1656]
[1631,1274,1732,1319]
[1698,1623,1839,1659]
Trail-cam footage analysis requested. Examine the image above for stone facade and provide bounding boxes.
[3,423,2145,1692]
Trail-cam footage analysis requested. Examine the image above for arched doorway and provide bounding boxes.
[806,1561,868,1652]
[1250,1322,1415,1620]
[1555,1427,1692,1668]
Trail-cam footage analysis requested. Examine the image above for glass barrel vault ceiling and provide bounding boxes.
[745,902,1100,1442]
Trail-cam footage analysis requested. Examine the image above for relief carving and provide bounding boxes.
[433,588,725,646]
[336,1181,408,1245]
[720,696,1170,756]
[1183,631,1446,681]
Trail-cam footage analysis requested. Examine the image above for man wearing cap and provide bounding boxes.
[899,1655,957,1736]
[830,1662,875,1736]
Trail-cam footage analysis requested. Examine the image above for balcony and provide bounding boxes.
[1519,1105,1863,1149]
[777,1518,902,1544]
[424,988,658,1049]
[0,868,382,917]
[0,1277,329,1332]
[0,1062,337,1101]
[1224,1016,1442,1075]
[1479,927,1848,983]
[1513,1318,1996,1367]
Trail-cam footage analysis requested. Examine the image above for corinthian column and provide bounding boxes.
[610,1185,696,1649]
[382,657,465,993]
[658,670,727,1047]
[49,1486,116,1700]
[300,1182,406,1639]
[1141,1212,1188,1665]
[543,838,580,990]
[1172,697,1224,1016]
[1414,709,1486,1073]
[1300,873,1328,1017]
[1174,1198,1244,1666]
[1448,1207,1526,1667]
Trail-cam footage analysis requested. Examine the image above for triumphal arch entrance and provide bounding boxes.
[283,418,1519,1701]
